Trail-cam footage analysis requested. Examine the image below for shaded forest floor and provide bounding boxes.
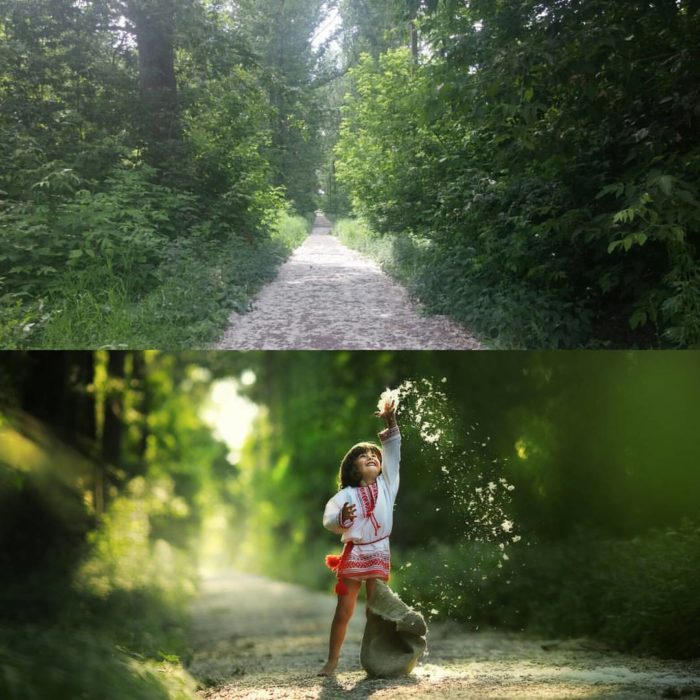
[214,215,481,350]
[187,571,700,699]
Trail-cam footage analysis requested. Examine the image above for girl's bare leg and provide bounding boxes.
[318,578,361,675]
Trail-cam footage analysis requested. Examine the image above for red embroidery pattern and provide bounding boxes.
[358,482,380,535]
[358,482,377,515]
[380,425,400,443]
[341,549,390,580]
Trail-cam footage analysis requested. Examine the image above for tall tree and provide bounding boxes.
[119,0,183,172]
[100,350,126,510]
[232,0,326,213]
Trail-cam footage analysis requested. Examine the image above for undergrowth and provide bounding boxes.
[0,465,199,700]
[335,217,595,349]
[2,208,309,349]
[393,523,700,659]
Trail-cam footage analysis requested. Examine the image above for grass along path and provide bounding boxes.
[187,571,700,700]
[214,214,482,350]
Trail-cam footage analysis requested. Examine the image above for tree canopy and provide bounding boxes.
[2,1,698,347]
[332,0,700,347]
[0,0,325,347]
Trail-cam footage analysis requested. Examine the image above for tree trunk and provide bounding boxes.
[131,351,150,474]
[102,351,126,500]
[126,0,181,166]
[21,352,95,445]
[64,351,96,447]
[410,20,418,63]
[407,0,419,65]
[21,352,69,434]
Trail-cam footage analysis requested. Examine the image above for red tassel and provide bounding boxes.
[325,554,341,570]
[334,580,349,595]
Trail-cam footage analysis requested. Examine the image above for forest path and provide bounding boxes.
[188,571,700,700]
[214,214,481,349]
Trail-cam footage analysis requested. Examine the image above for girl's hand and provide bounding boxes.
[342,502,356,524]
[375,398,397,427]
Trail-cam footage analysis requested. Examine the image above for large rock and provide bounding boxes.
[360,580,427,678]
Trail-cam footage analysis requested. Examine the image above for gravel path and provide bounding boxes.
[215,215,482,350]
[188,571,700,700]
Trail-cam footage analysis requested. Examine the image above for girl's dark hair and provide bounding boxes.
[338,442,382,488]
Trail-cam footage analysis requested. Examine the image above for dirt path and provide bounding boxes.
[215,214,482,349]
[188,571,700,699]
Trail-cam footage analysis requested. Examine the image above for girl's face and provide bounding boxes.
[355,450,381,485]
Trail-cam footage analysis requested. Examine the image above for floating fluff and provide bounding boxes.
[385,377,521,620]
[377,386,401,413]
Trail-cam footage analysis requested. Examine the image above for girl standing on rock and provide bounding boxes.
[318,394,400,676]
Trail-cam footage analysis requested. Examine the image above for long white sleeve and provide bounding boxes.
[378,425,401,499]
[323,489,353,534]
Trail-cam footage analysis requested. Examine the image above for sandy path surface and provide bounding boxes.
[188,571,700,700]
[215,214,481,349]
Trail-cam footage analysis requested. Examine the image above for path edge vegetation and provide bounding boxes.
[327,2,700,349]
[0,409,202,699]
[0,0,322,350]
[40,208,310,350]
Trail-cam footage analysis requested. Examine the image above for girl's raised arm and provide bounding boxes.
[377,399,400,496]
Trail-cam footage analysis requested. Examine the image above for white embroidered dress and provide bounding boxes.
[323,425,401,580]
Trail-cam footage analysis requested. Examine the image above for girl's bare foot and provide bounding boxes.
[317,659,338,676]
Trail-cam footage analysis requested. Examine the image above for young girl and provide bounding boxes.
[318,397,400,676]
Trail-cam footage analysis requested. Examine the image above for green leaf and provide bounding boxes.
[596,183,624,200]
[613,208,636,224]
[656,175,673,196]
[629,309,647,329]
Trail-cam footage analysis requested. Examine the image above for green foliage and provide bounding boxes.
[27,210,309,348]
[334,218,411,273]
[0,352,247,699]
[336,50,429,234]
[79,476,197,600]
[0,625,196,700]
[271,210,311,250]
[398,523,700,659]
[228,0,327,214]
[0,164,194,302]
[337,0,421,62]
[334,3,700,347]
[0,467,199,700]
[0,0,323,348]
[0,292,38,347]
[335,217,589,347]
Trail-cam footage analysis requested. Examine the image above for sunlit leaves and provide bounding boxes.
[0,0,320,346]
[333,0,700,346]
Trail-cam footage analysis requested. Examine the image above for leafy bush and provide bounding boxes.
[0,292,39,348]
[395,524,700,659]
[0,164,194,298]
[0,466,199,700]
[335,1,700,347]
[2,203,309,348]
